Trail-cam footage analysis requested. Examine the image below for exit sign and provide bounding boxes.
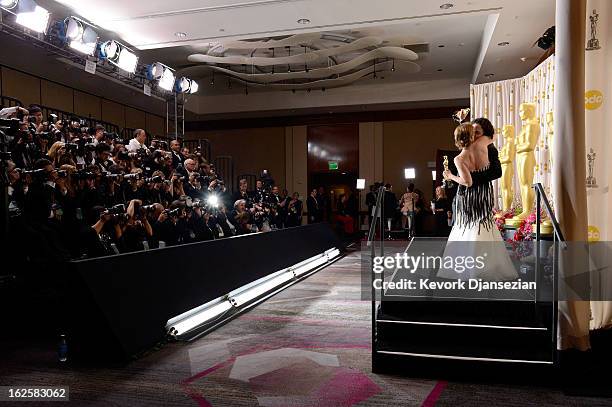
[328,161,339,170]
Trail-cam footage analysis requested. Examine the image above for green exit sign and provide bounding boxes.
[328,161,339,170]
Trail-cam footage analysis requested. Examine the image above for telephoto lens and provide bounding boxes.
[123,173,141,181]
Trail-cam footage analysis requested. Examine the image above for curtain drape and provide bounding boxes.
[585,0,612,331]
[554,0,590,351]
[470,57,555,209]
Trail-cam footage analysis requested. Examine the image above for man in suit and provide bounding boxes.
[467,118,502,187]
[306,188,320,224]
[170,139,185,170]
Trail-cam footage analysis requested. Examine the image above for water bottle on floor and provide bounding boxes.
[58,334,68,362]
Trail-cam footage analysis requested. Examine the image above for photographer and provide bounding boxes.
[170,139,184,169]
[46,141,66,167]
[153,200,190,247]
[22,159,70,261]
[230,199,254,235]
[94,142,113,173]
[127,129,148,153]
[118,199,153,253]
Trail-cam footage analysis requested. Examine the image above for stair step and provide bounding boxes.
[379,300,552,328]
[376,333,553,364]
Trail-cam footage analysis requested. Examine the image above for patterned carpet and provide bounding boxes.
[1,247,610,406]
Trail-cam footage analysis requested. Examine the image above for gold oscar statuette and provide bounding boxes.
[442,155,453,189]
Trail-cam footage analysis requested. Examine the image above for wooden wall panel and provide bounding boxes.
[1,67,40,107]
[125,107,146,130]
[74,90,101,120]
[146,113,165,138]
[101,99,125,128]
[40,80,73,112]
[383,118,456,202]
[187,127,286,189]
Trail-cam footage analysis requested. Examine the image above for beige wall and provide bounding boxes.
[0,65,164,135]
[187,127,287,189]
[2,67,40,108]
[383,118,456,202]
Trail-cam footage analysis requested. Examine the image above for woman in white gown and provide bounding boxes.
[438,123,517,281]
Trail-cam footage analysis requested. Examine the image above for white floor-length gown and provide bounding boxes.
[437,167,518,281]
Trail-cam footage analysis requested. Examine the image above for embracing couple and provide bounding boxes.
[439,118,518,281]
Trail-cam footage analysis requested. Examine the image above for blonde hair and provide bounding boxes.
[47,141,65,161]
[454,123,474,149]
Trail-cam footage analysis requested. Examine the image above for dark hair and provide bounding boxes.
[34,158,52,169]
[454,123,474,148]
[28,104,42,114]
[385,183,391,189]
[95,143,111,154]
[407,183,415,192]
[95,124,105,131]
[472,117,495,139]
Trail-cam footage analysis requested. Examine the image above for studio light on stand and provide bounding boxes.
[146,62,175,91]
[2,0,51,33]
[99,40,138,74]
[63,16,98,55]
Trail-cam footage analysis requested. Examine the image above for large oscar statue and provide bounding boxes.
[506,103,539,227]
[499,124,515,212]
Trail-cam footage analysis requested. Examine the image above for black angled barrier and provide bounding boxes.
[66,223,342,360]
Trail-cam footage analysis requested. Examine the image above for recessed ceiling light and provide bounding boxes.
[440,3,454,9]
[484,73,495,78]
[458,42,465,46]
[438,44,445,48]
[219,28,225,32]
[437,68,443,72]
[297,18,310,25]
[175,32,187,38]
[498,41,510,46]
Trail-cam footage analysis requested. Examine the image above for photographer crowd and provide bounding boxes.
[1,104,303,261]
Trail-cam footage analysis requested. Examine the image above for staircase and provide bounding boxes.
[369,184,562,381]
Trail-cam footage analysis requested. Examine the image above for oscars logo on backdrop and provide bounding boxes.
[586,9,601,51]
[588,225,601,242]
[586,148,598,188]
[585,90,604,110]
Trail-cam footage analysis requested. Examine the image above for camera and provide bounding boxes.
[164,207,181,217]
[123,173,141,181]
[56,169,68,178]
[141,204,157,213]
[73,170,96,180]
[101,172,122,180]
[107,204,126,215]
[144,175,163,184]
[151,139,168,150]
[117,150,131,161]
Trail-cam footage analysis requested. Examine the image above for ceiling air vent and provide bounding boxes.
[403,43,430,54]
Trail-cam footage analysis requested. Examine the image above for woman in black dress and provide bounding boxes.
[432,186,452,236]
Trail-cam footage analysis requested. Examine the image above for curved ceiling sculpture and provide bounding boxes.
[182,32,423,91]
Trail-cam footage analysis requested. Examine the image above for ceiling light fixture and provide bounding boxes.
[63,16,98,56]
[175,32,187,38]
[146,62,175,91]
[0,0,19,10]
[297,18,310,24]
[440,3,454,9]
[498,41,510,46]
[520,57,527,62]
[100,40,138,73]
[437,68,443,72]
[484,73,495,78]
[438,44,445,48]
[11,0,50,33]
[175,77,198,94]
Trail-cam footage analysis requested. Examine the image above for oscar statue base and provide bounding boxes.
[531,223,553,235]
[587,38,601,51]
[505,218,522,228]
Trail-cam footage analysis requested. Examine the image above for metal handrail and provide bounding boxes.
[533,182,562,366]
[533,183,565,243]
[369,186,385,371]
